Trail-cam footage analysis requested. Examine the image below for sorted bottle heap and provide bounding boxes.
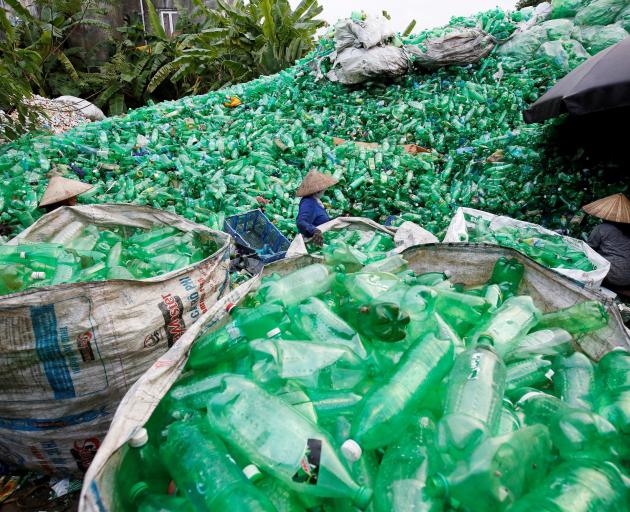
[115,254,630,511]
[463,212,596,271]
[0,224,219,295]
[1,1,628,240]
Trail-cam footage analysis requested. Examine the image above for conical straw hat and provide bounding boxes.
[296,170,338,197]
[39,175,93,207]
[582,193,630,224]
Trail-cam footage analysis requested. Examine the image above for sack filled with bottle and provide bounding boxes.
[443,207,610,287]
[80,244,630,511]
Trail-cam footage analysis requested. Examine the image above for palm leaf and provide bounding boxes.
[55,51,80,81]
[96,83,122,106]
[148,60,179,92]
[145,0,167,39]
[2,0,34,22]
[216,0,251,26]
[259,0,276,43]
[0,8,16,42]
[108,94,126,115]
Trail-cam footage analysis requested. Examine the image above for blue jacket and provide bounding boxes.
[296,196,330,237]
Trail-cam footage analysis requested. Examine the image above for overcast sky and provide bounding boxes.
[292,0,519,32]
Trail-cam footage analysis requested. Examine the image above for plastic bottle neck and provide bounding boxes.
[426,473,449,499]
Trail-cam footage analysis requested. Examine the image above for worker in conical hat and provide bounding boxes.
[295,169,338,246]
[583,192,630,289]
[39,172,93,213]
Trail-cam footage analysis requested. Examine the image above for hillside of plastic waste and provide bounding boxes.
[113,252,630,511]
[0,1,628,240]
[0,224,219,296]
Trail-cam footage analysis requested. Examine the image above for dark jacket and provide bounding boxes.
[588,221,630,287]
[296,196,330,237]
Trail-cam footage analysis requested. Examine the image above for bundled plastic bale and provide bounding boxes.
[497,25,547,60]
[79,244,630,511]
[574,0,628,25]
[333,17,395,52]
[535,39,589,70]
[550,0,587,18]
[616,4,630,31]
[574,23,629,54]
[537,19,575,40]
[405,28,496,69]
[327,46,410,85]
[0,204,230,476]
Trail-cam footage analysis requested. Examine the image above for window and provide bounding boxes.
[160,9,179,36]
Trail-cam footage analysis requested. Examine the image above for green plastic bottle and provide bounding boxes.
[535,301,608,336]
[244,465,307,512]
[116,428,171,510]
[249,338,368,391]
[129,483,194,512]
[160,418,276,511]
[436,345,506,460]
[509,461,629,512]
[187,302,285,370]
[428,425,552,512]
[553,352,594,409]
[287,297,367,359]
[488,257,524,298]
[596,349,630,434]
[506,328,573,361]
[349,333,454,450]
[205,374,373,507]
[505,356,553,394]
[258,264,333,306]
[469,296,542,357]
[374,415,443,512]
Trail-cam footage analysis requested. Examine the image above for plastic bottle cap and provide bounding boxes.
[19,252,26,259]
[341,439,362,462]
[129,427,149,448]
[266,327,281,338]
[129,482,149,503]
[30,272,46,280]
[226,303,237,314]
[243,464,263,482]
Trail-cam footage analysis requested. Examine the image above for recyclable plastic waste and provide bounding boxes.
[0,223,219,296]
[107,253,629,511]
[1,1,628,241]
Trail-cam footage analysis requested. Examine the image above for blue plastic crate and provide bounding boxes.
[224,209,290,264]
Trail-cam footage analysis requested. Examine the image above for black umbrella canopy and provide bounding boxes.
[524,37,630,123]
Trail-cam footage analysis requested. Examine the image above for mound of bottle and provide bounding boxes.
[306,230,395,259]
[1,1,628,241]
[0,223,219,296]
[115,252,630,512]
[462,212,595,271]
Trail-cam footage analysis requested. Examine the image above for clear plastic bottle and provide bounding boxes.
[350,333,454,450]
[436,345,506,460]
[159,418,276,511]
[553,352,594,409]
[205,374,372,507]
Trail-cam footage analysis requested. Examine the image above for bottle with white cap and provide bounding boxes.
[187,302,286,370]
[205,374,373,507]
[116,428,170,509]
[160,418,276,512]
[243,464,307,512]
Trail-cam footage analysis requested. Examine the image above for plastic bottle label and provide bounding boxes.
[292,438,322,485]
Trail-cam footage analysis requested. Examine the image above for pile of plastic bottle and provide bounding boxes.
[0,1,628,240]
[462,212,595,271]
[306,230,395,257]
[115,254,630,511]
[0,224,218,296]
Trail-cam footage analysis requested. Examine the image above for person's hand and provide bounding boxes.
[312,229,324,247]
